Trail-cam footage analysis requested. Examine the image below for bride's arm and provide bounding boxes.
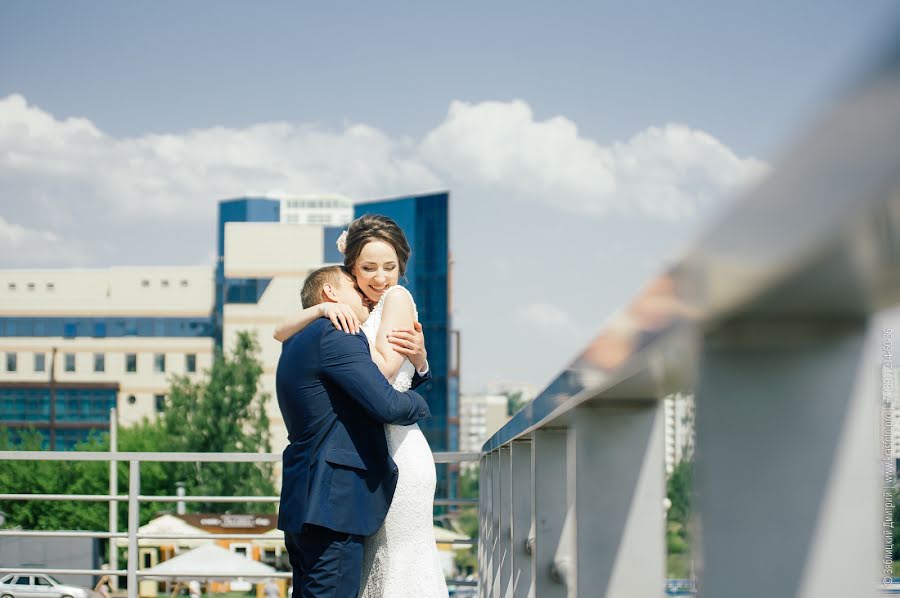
[372,288,416,383]
[273,303,361,342]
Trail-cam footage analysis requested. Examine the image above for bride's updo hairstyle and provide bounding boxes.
[342,214,411,277]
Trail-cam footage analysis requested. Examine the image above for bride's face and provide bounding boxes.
[352,239,400,305]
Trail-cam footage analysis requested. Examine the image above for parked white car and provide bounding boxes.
[0,574,101,598]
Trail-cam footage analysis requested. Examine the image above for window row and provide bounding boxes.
[0,317,214,338]
[140,279,191,288]
[4,352,197,374]
[6,282,55,292]
[284,198,348,209]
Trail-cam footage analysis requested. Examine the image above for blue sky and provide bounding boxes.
[1,2,898,391]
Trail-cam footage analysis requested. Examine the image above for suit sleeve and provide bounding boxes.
[320,327,431,425]
[411,367,432,390]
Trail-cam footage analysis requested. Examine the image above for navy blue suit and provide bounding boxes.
[275,318,431,597]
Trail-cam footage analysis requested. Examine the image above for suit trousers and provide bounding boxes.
[285,524,365,598]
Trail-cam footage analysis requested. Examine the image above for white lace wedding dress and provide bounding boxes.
[359,285,448,598]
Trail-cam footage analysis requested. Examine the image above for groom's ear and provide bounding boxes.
[321,282,338,303]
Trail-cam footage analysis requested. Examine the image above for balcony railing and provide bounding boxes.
[477,32,900,598]
[0,450,480,595]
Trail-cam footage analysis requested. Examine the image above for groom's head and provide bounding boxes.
[301,265,369,323]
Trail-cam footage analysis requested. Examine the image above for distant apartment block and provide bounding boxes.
[459,393,510,458]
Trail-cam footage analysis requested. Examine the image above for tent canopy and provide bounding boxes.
[141,544,276,581]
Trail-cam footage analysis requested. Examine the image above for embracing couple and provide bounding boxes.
[274,214,448,598]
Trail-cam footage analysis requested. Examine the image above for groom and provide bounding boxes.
[276,265,432,597]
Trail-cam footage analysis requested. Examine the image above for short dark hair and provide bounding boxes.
[300,265,346,309]
[343,214,411,277]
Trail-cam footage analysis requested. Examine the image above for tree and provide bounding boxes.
[158,331,275,512]
[504,391,526,417]
[666,459,693,555]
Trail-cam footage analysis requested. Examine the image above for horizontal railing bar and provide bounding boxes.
[0,494,474,505]
[0,572,479,585]
[0,493,128,501]
[446,580,478,587]
[434,498,478,505]
[445,539,476,545]
[138,571,292,578]
[0,568,127,576]
[0,450,479,463]
[139,495,279,503]
[137,533,282,541]
[0,530,127,538]
[433,451,480,463]
[0,451,280,462]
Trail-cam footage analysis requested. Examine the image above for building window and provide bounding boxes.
[7,283,15,291]
[153,353,165,373]
[154,394,165,411]
[94,353,105,372]
[26,282,35,291]
[6,352,16,372]
[141,279,150,288]
[161,280,169,288]
[185,353,197,373]
[180,279,189,287]
[64,353,76,372]
[34,353,45,372]
[93,322,106,338]
[46,282,55,291]
[127,395,136,405]
[126,353,137,373]
[63,322,76,338]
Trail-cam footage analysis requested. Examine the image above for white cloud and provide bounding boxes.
[0,94,767,268]
[421,99,769,220]
[0,214,91,267]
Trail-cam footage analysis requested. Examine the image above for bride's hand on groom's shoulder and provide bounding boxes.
[319,302,361,334]
[387,321,427,370]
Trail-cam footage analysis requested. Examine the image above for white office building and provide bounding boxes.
[664,392,695,475]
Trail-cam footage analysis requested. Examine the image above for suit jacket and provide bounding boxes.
[276,318,432,536]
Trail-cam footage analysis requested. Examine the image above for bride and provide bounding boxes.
[274,214,449,598]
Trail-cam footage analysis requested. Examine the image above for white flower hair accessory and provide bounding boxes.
[336,230,348,254]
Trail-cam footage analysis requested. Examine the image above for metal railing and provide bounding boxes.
[477,32,900,598]
[0,450,480,595]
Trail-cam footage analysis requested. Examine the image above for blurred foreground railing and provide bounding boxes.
[478,34,900,598]
[0,450,480,596]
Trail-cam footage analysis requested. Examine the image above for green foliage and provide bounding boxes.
[504,391,526,417]
[459,466,479,500]
[666,459,693,556]
[0,331,275,532]
[0,428,109,531]
[158,331,275,512]
[452,466,480,573]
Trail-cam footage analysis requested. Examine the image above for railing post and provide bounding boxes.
[568,403,665,597]
[109,407,118,591]
[531,429,568,598]
[490,449,502,598]
[480,453,493,598]
[509,439,533,598]
[127,460,140,598]
[695,319,879,598]
[497,446,512,597]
